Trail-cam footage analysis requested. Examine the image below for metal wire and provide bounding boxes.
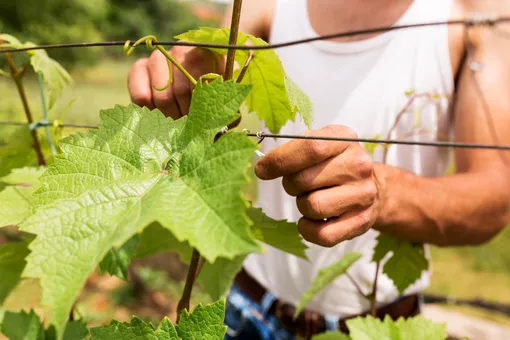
[2,120,509,150]
[1,16,508,54]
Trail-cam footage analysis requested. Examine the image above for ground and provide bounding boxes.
[1,59,509,339]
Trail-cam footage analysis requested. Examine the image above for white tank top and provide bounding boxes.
[244,0,454,317]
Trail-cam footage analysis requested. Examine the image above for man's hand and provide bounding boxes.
[254,125,384,247]
[127,46,225,119]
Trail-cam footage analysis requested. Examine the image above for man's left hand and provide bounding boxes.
[254,125,385,247]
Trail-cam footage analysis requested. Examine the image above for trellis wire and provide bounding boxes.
[1,13,510,152]
[1,14,507,54]
[1,120,510,151]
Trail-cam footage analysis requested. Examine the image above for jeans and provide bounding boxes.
[223,283,341,340]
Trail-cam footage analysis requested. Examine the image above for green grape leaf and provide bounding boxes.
[372,234,429,294]
[0,126,41,178]
[60,320,89,340]
[284,75,313,128]
[0,309,45,340]
[19,78,262,337]
[175,299,226,339]
[346,315,447,340]
[135,207,308,301]
[0,238,32,304]
[175,27,250,65]
[135,223,244,301]
[295,252,362,317]
[90,300,226,340]
[0,34,72,110]
[0,166,44,227]
[29,49,72,110]
[311,331,352,340]
[0,34,23,47]
[177,27,313,133]
[89,316,179,340]
[198,255,246,301]
[99,235,139,281]
[247,207,308,260]
[134,222,191,260]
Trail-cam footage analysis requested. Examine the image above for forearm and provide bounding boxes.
[373,163,510,246]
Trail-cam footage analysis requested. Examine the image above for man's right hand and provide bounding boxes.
[127,46,225,120]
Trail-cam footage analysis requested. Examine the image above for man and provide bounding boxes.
[128,0,510,338]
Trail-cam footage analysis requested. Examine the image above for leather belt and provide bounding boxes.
[234,268,420,338]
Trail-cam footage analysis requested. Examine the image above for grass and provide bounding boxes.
[426,226,510,325]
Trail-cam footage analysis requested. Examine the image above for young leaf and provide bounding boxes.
[90,300,227,340]
[0,238,32,304]
[29,48,73,110]
[175,27,250,65]
[247,207,308,260]
[295,252,362,317]
[0,166,45,227]
[135,223,245,301]
[175,299,227,339]
[177,27,313,133]
[19,78,262,337]
[311,331,352,340]
[89,316,179,340]
[372,234,429,294]
[346,315,448,340]
[0,309,45,340]
[98,235,139,281]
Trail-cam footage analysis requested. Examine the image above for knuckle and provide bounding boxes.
[132,57,148,70]
[361,182,377,205]
[306,193,323,217]
[342,126,358,138]
[352,154,374,178]
[357,210,373,230]
[306,139,329,159]
[316,228,338,248]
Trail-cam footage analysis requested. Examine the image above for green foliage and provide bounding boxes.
[17,78,265,337]
[98,235,139,280]
[247,207,308,260]
[311,315,448,340]
[0,0,214,67]
[347,315,448,340]
[372,234,429,294]
[295,252,362,317]
[89,300,227,340]
[0,237,32,304]
[0,167,45,227]
[176,27,313,133]
[0,309,88,340]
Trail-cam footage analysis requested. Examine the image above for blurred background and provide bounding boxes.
[0,1,509,339]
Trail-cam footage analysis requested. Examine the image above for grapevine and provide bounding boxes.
[0,2,480,339]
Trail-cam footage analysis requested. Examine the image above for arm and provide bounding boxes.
[254,5,510,248]
[374,6,510,246]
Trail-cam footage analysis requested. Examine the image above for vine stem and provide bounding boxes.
[1,45,46,166]
[176,248,202,323]
[225,0,243,81]
[370,261,381,316]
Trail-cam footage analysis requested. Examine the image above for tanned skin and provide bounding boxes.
[128,0,510,248]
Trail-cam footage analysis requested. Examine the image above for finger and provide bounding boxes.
[255,125,358,180]
[298,208,374,247]
[295,180,377,220]
[128,58,154,109]
[148,49,182,119]
[282,151,373,197]
[174,48,225,115]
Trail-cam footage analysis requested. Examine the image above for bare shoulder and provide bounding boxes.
[221,0,277,41]
[448,0,510,78]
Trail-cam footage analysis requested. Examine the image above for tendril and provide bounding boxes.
[124,35,197,89]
